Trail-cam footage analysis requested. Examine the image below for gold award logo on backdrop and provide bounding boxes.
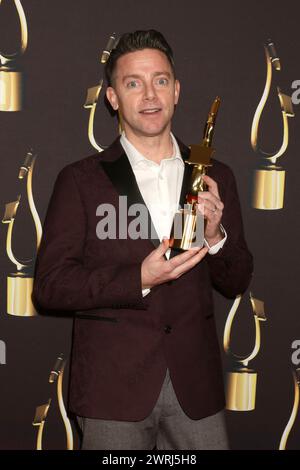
[2,150,42,316]
[0,0,28,111]
[279,368,300,450]
[251,39,294,210]
[32,353,74,450]
[83,32,121,152]
[223,292,266,411]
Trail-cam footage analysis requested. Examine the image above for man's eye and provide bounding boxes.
[127,81,138,88]
[157,78,168,86]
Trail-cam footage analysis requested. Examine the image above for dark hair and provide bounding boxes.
[105,29,175,86]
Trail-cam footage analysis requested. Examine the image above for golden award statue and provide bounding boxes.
[84,32,119,152]
[0,0,28,111]
[251,39,295,209]
[33,353,74,450]
[170,97,220,250]
[2,150,42,316]
[279,368,300,450]
[224,292,266,411]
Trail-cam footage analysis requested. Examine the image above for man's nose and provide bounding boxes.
[143,82,157,100]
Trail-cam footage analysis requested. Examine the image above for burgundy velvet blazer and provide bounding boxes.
[32,136,253,421]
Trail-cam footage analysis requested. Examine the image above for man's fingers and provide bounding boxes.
[167,246,202,268]
[202,174,220,199]
[198,191,224,211]
[171,246,208,278]
[155,237,170,257]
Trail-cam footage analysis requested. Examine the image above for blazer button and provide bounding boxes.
[164,325,172,334]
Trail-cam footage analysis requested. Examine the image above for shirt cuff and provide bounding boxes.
[204,224,227,255]
[142,288,151,297]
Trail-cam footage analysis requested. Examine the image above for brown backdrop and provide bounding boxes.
[0,0,299,449]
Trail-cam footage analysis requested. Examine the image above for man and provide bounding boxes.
[32,30,253,450]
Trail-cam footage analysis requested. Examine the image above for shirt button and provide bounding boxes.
[159,174,164,180]
[164,325,172,334]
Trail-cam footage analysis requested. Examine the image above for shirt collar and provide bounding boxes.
[120,131,184,169]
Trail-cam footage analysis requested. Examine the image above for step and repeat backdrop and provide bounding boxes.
[0,0,299,450]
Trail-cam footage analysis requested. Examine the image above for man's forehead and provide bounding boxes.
[116,49,171,70]
[114,49,173,80]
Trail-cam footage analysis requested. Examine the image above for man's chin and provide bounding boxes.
[135,124,170,138]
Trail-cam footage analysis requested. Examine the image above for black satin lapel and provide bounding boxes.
[178,162,193,209]
[101,152,160,249]
[169,161,193,259]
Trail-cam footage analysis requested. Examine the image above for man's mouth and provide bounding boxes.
[139,108,162,114]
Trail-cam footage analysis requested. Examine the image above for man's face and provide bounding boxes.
[106,48,180,139]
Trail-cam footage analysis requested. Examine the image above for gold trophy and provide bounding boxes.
[224,292,266,411]
[251,39,295,209]
[170,97,220,250]
[84,32,119,152]
[2,150,42,316]
[0,0,28,111]
[32,354,74,450]
[279,368,300,450]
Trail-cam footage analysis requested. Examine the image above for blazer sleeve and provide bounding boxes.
[206,164,254,298]
[32,165,148,312]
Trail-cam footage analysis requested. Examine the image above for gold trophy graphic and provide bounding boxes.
[32,353,74,450]
[2,150,42,316]
[251,39,295,209]
[224,292,266,411]
[84,32,119,152]
[32,400,51,450]
[170,97,220,250]
[279,368,300,450]
[0,0,28,111]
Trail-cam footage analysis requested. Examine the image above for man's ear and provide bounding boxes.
[106,87,119,111]
[174,79,180,105]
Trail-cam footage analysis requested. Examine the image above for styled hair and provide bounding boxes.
[105,29,175,86]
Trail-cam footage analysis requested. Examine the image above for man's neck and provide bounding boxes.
[123,128,174,164]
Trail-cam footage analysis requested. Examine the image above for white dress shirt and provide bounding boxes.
[120,131,227,296]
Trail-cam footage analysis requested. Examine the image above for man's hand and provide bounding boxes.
[141,238,208,290]
[197,174,224,246]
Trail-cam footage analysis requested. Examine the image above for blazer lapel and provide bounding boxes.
[100,145,161,249]
[176,135,193,210]
[168,137,193,259]
[178,161,193,208]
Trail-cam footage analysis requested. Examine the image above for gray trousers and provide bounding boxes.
[77,368,229,450]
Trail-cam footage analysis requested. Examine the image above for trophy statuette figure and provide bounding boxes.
[170,96,220,250]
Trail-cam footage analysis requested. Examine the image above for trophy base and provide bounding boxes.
[170,208,204,251]
[7,274,37,317]
[252,165,285,210]
[0,69,23,111]
[225,368,257,411]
